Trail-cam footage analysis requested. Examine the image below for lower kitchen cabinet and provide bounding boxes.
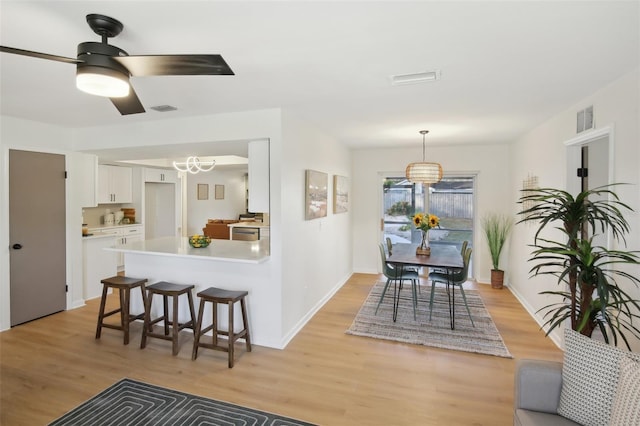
[88,224,144,271]
[82,235,118,300]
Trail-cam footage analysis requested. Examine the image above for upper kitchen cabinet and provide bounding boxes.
[248,140,269,213]
[144,168,178,183]
[97,165,133,204]
[69,152,99,207]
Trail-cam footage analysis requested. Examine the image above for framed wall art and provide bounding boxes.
[305,169,328,220]
[214,184,225,200]
[333,175,348,214]
[197,184,209,200]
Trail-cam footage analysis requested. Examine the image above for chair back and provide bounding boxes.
[452,247,472,285]
[460,240,469,257]
[378,243,396,278]
[385,237,393,255]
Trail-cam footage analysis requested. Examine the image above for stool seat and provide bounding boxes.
[147,281,195,294]
[192,287,251,368]
[95,275,148,345]
[141,281,196,356]
[198,287,248,301]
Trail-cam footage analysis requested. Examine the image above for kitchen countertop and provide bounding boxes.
[82,232,119,240]
[227,222,270,229]
[106,236,270,264]
[88,223,142,230]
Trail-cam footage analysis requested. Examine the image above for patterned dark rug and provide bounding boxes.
[346,280,512,358]
[49,378,316,426]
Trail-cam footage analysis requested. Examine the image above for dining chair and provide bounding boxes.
[376,243,420,319]
[431,240,468,274]
[385,237,419,277]
[428,247,475,326]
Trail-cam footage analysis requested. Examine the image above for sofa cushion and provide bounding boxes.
[609,356,640,426]
[557,328,640,426]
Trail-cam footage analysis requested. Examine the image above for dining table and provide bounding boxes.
[386,243,464,329]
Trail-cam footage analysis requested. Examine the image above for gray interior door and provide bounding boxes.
[9,149,66,326]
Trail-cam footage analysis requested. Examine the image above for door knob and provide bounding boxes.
[12,243,22,250]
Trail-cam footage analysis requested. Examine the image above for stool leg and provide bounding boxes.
[228,300,235,368]
[172,293,180,356]
[123,288,131,345]
[141,291,153,349]
[140,284,151,332]
[118,288,126,340]
[163,295,170,336]
[192,298,205,360]
[212,302,218,347]
[95,284,109,339]
[240,297,252,352]
[186,290,196,330]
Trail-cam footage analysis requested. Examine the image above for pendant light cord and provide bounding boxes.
[420,130,429,162]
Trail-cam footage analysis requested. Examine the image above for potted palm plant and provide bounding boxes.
[481,213,513,289]
[518,184,640,348]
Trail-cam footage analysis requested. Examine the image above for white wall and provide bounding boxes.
[280,110,353,338]
[508,68,640,350]
[351,143,511,284]
[185,168,247,236]
[0,117,84,330]
[0,107,351,348]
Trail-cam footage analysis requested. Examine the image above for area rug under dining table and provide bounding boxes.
[346,280,513,358]
[49,378,316,426]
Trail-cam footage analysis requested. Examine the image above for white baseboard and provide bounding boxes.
[278,272,352,349]
[508,285,563,350]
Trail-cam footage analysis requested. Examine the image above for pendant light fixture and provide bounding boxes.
[405,130,443,184]
[173,156,216,174]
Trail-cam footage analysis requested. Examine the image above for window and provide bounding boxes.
[382,175,475,274]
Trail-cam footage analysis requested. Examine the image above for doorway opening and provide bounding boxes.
[381,175,475,274]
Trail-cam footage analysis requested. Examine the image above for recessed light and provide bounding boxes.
[390,70,441,86]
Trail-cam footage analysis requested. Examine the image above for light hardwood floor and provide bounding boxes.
[0,273,563,425]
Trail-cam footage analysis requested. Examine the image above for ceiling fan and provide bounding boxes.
[0,13,234,115]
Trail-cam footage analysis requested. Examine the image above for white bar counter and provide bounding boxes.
[105,237,280,348]
[107,236,270,263]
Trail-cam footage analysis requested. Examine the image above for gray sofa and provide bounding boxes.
[514,359,580,426]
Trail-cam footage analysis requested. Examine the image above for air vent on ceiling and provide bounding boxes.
[150,104,178,112]
[390,70,441,86]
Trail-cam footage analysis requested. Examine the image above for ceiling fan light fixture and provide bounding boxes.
[76,65,130,98]
[405,130,443,184]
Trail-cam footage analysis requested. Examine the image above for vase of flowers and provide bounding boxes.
[412,212,439,256]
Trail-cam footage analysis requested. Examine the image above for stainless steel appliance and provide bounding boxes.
[232,227,259,241]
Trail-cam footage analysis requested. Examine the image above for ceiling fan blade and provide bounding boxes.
[113,54,234,77]
[0,46,80,64]
[110,86,145,115]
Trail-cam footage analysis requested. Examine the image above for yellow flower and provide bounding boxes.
[412,212,440,231]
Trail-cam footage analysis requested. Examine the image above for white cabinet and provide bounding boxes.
[248,140,269,212]
[144,168,178,183]
[115,225,143,270]
[98,165,133,204]
[70,152,98,207]
[82,235,118,300]
[89,225,143,270]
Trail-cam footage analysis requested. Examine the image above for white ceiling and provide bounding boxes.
[1,1,638,152]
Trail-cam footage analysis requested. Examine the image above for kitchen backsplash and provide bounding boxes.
[82,204,128,227]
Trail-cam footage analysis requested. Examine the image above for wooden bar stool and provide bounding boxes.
[141,281,196,356]
[192,287,252,368]
[95,276,148,345]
